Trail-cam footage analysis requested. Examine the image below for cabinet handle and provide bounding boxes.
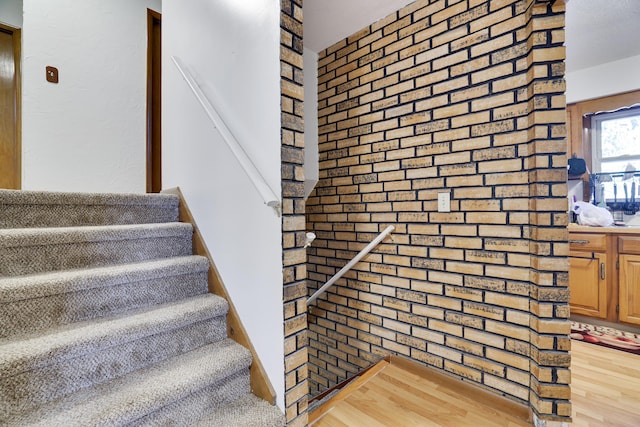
[600,263,605,280]
[569,239,590,245]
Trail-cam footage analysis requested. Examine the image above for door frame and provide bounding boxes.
[0,23,21,189]
[146,9,161,193]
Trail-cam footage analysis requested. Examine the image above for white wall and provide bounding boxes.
[566,54,640,103]
[303,47,318,198]
[162,0,284,409]
[21,0,160,192]
[0,0,22,27]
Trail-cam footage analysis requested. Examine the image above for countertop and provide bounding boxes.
[569,223,640,235]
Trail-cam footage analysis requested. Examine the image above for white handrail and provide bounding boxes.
[307,225,395,305]
[171,56,281,216]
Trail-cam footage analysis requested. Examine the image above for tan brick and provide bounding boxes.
[465,329,504,349]
[486,347,529,371]
[308,1,569,415]
[433,76,470,95]
[451,111,491,129]
[466,250,506,265]
[464,354,503,376]
[451,55,490,78]
[471,92,514,112]
[428,342,463,363]
[445,360,483,382]
[285,348,308,372]
[490,13,527,38]
[492,73,527,93]
[466,212,508,224]
[486,320,530,342]
[430,319,463,337]
[433,49,469,71]
[484,374,529,401]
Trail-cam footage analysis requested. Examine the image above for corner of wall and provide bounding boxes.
[303,47,319,199]
[281,1,310,426]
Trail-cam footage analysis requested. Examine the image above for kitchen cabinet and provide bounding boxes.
[618,237,640,326]
[569,233,608,319]
[569,227,640,326]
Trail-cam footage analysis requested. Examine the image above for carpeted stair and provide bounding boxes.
[0,189,285,426]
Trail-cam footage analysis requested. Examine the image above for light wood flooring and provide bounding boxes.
[570,339,640,426]
[309,340,640,426]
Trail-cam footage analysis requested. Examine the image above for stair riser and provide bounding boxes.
[0,190,179,228]
[1,317,227,416]
[0,237,192,277]
[7,340,253,427]
[0,205,179,229]
[0,271,208,339]
[131,370,251,427]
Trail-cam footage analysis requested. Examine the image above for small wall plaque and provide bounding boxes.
[46,66,59,83]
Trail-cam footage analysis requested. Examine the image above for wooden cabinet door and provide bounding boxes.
[569,251,607,318]
[619,254,640,325]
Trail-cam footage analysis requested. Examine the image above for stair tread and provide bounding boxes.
[192,394,285,427]
[7,339,252,427]
[0,294,229,376]
[0,189,179,207]
[0,222,193,248]
[0,190,180,228]
[0,255,209,303]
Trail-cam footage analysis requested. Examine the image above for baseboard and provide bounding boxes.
[162,187,277,405]
[308,359,389,424]
[309,356,388,406]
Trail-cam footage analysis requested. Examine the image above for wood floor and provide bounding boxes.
[309,340,640,426]
[570,339,640,426]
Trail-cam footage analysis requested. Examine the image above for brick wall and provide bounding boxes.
[280,0,309,426]
[305,0,570,421]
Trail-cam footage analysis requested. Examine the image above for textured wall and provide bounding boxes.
[21,0,160,192]
[280,0,309,425]
[306,0,570,420]
[163,0,285,408]
[0,0,22,27]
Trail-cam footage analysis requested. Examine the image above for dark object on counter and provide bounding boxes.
[568,156,587,178]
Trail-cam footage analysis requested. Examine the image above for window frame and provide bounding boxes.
[591,106,640,173]
[566,90,640,202]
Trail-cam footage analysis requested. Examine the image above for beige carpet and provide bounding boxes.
[0,189,284,426]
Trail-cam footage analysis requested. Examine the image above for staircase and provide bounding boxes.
[0,189,285,426]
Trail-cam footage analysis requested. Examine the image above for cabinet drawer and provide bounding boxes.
[569,233,606,252]
[619,236,640,255]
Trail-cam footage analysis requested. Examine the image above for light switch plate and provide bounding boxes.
[438,192,450,213]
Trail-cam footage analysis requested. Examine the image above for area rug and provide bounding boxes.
[570,322,640,355]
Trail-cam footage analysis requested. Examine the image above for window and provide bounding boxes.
[589,107,640,203]
[591,106,640,173]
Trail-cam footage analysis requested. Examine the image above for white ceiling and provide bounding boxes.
[303,0,413,53]
[304,0,640,73]
[565,0,640,72]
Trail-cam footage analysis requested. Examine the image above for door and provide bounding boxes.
[569,251,607,318]
[146,9,161,193]
[619,254,640,325]
[0,24,20,189]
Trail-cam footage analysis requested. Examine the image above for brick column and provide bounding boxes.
[526,0,571,422]
[280,0,309,426]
